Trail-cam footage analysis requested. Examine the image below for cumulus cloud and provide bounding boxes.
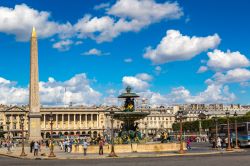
[122,73,153,91]
[197,66,208,73]
[0,77,28,105]
[81,48,109,56]
[135,73,153,81]
[0,1,183,48]
[207,49,250,71]
[108,0,183,22]
[143,30,221,64]
[72,0,183,43]
[209,68,250,84]
[0,74,102,106]
[52,39,73,51]
[0,4,73,41]
[94,3,110,10]
[137,84,235,106]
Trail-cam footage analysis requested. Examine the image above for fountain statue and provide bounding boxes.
[113,86,149,144]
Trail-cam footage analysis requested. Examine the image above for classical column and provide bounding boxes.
[10,115,13,130]
[91,114,93,128]
[97,114,99,128]
[85,114,87,128]
[68,114,70,129]
[56,114,58,129]
[28,27,42,141]
[62,114,64,129]
[43,114,46,129]
[74,114,76,129]
[80,114,82,128]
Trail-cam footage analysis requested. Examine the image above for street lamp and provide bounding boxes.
[108,109,117,157]
[226,110,232,151]
[20,115,27,157]
[198,112,206,137]
[145,122,148,138]
[175,110,185,154]
[212,116,218,148]
[234,111,240,149]
[6,115,11,154]
[102,125,105,137]
[48,112,56,157]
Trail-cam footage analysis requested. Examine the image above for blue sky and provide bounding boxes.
[0,0,250,106]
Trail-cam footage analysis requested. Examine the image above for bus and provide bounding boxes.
[209,122,250,147]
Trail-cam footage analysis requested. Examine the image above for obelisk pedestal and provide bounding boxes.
[28,27,42,141]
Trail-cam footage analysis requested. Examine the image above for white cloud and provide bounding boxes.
[135,73,153,81]
[207,49,250,71]
[197,66,208,73]
[0,74,102,106]
[81,48,109,56]
[94,3,110,10]
[75,41,83,45]
[0,4,73,41]
[108,0,183,22]
[154,66,162,75]
[75,1,183,43]
[124,58,133,63]
[155,66,162,72]
[138,84,235,105]
[52,39,73,51]
[122,73,152,91]
[0,77,28,105]
[0,2,183,48]
[210,68,250,84]
[143,30,221,64]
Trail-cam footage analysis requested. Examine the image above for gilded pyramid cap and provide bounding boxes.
[32,27,37,37]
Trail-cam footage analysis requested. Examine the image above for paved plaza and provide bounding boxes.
[0,146,249,166]
[0,143,247,160]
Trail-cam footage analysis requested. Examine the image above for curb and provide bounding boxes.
[1,149,246,160]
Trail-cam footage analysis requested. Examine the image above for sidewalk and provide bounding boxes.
[0,146,245,160]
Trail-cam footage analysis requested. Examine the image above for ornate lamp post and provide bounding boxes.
[6,115,11,154]
[20,115,26,157]
[198,112,206,137]
[234,111,239,149]
[226,110,232,151]
[175,110,185,154]
[212,116,218,148]
[145,122,148,138]
[108,109,117,157]
[48,112,56,157]
[102,125,105,137]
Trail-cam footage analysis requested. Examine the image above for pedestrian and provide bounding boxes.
[33,141,39,156]
[30,140,34,153]
[217,137,222,149]
[83,139,88,156]
[99,139,104,155]
[186,138,191,150]
[63,140,68,152]
[225,137,228,148]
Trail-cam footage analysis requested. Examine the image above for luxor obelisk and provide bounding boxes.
[28,27,42,141]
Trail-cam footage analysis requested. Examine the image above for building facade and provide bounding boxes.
[0,105,178,139]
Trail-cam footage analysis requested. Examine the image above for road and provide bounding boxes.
[1,147,250,166]
[0,142,249,166]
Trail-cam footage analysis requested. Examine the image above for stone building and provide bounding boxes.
[0,105,178,139]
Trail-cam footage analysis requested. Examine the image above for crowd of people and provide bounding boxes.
[211,136,232,149]
[57,136,106,156]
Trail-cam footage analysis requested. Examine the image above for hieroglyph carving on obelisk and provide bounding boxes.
[28,27,42,141]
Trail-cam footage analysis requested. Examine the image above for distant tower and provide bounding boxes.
[28,27,42,141]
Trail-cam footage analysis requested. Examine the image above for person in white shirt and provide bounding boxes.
[217,137,222,149]
[83,139,88,156]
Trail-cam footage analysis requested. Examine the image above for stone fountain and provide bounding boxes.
[113,86,149,144]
